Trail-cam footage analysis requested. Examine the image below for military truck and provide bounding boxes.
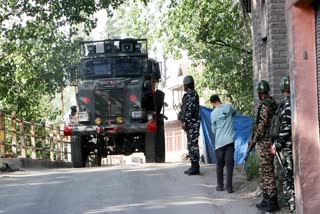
[64,38,166,167]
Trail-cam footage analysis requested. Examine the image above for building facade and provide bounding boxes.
[251,0,290,103]
[163,64,189,162]
[247,0,320,213]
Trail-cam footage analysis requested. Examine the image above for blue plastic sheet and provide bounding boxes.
[199,106,254,164]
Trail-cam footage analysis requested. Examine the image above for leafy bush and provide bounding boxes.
[244,152,259,181]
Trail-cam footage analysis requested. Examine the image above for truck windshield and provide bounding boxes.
[81,58,146,79]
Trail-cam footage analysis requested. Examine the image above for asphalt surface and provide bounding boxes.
[0,163,285,214]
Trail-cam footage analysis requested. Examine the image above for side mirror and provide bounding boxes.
[70,106,77,116]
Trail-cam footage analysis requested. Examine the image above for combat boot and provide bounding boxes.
[259,196,280,213]
[184,161,192,174]
[255,193,269,209]
[187,161,200,175]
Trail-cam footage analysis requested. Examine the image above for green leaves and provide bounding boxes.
[97,0,253,115]
[162,0,253,115]
[0,0,136,120]
[0,0,254,121]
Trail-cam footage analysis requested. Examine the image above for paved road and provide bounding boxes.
[0,163,283,214]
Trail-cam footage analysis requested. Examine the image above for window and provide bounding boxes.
[94,63,111,76]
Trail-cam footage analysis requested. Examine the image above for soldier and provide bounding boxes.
[273,75,295,213]
[178,75,200,175]
[245,80,279,212]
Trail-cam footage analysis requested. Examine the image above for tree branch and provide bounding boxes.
[205,38,252,55]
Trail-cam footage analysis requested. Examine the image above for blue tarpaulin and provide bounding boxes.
[199,106,254,164]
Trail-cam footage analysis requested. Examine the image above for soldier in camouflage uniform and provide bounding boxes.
[246,80,279,212]
[178,75,200,175]
[273,76,295,213]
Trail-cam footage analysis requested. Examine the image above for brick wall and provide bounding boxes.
[251,0,289,108]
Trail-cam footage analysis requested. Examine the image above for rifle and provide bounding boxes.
[245,134,256,161]
[275,150,284,169]
[173,104,180,117]
[243,136,255,175]
[247,139,256,154]
[174,104,184,122]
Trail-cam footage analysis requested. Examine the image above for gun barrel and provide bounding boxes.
[275,151,284,169]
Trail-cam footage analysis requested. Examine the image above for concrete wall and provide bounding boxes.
[286,1,320,213]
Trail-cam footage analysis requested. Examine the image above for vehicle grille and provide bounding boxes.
[95,90,124,117]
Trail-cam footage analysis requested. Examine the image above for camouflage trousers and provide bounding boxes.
[186,121,200,162]
[282,142,295,213]
[256,141,277,198]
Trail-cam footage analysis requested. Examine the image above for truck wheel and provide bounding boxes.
[155,120,165,163]
[71,136,85,168]
[145,132,156,163]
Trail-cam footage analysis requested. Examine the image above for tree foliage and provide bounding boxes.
[0,0,132,120]
[162,0,253,115]
[0,0,253,120]
[101,0,171,87]
[100,0,254,115]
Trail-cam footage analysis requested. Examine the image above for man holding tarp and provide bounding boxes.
[210,94,236,193]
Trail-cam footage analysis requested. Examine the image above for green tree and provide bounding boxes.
[162,0,253,115]
[99,0,253,114]
[101,0,171,87]
[0,0,140,121]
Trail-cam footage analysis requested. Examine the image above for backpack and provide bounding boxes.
[269,97,290,139]
[269,107,281,139]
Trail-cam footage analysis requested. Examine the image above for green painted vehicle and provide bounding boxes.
[64,39,166,167]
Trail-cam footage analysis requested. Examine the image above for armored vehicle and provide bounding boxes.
[64,39,166,167]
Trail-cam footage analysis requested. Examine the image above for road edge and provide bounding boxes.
[0,158,72,171]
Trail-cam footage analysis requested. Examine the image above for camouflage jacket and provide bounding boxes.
[253,96,277,143]
[274,96,292,149]
[178,89,200,128]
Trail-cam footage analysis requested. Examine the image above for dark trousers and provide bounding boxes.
[215,143,235,189]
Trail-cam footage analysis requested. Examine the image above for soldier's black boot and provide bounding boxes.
[260,196,279,213]
[184,161,192,174]
[187,161,200,175]
[255,193,269,209]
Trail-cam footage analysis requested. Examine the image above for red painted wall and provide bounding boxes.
[286,3,320,213]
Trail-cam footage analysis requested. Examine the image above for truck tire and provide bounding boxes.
[145,132,156,163]
[71,136,85,168]
[155,120,165,163]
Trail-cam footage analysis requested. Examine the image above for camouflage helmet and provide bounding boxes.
[183,75,195,86]
[280,75,290,92]
[256,80,270,93]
